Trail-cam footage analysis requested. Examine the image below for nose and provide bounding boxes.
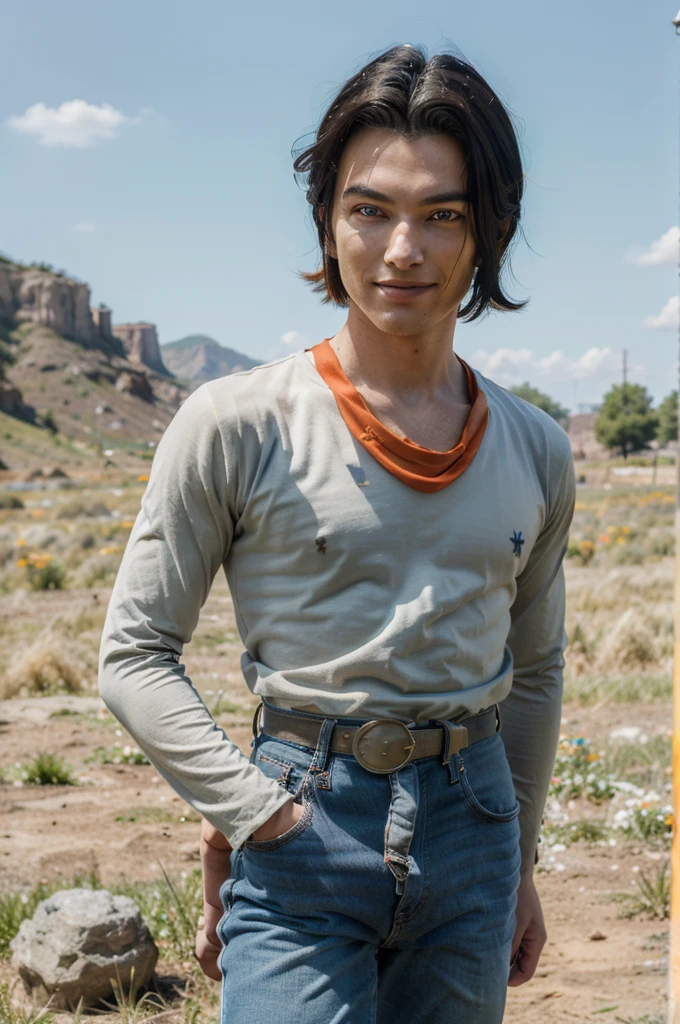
[384,221,424,269]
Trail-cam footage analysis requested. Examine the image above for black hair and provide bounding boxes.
[293,44,528,322]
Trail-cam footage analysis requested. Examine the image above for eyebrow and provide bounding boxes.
[341,184,469,205]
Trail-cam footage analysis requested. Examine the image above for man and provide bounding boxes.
[99,44,575,1024]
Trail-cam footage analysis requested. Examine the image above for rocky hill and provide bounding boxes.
[0,260,258,475]
[0,263,170,472]
[161,335,262,382]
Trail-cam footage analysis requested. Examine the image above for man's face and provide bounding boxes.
[329,127,479,337]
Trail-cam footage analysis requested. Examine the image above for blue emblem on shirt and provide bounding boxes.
[509,530,525,557]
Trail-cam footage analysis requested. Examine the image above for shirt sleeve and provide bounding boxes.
[498,434,576,878]
[97,382,293,850]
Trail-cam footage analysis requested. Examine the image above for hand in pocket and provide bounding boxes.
[249,797,305,842]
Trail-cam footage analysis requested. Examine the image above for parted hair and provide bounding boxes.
[293,44,528,322]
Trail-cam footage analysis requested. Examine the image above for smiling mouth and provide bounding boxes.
[375,282,435,297]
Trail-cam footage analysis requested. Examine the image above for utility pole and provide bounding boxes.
[670,12,680,1024]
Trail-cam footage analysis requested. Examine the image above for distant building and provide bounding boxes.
[577,402,602,415]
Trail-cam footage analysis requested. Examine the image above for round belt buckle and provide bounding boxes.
[351,719,416,774]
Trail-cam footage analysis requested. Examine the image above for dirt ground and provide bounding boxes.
[0,689,669,1023]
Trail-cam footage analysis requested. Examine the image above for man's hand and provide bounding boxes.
[195,818,232,981]
[249,797,304,842]
[194,801,305,980]
[507,872,547,986]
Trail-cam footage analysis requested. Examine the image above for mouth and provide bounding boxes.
[374,282,436,300]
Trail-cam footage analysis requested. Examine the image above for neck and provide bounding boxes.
[329,302,467,406]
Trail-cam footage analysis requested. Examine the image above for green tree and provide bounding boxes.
[509,381,569,423]
[656,390,678,447]
[594,383,658,459]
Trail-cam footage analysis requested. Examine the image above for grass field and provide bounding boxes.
[0,463,672,1023]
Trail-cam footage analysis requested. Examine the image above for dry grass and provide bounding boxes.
[1,634,86,699]
[563,485,673,699]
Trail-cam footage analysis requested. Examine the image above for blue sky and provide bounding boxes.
[2,0,679,411]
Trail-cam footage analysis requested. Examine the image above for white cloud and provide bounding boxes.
[642,295,679,330]
[280,330,309,346]
[470,345,620,384]
[6,99,133,147]
[628,226,679,266]
[72,222,95,232]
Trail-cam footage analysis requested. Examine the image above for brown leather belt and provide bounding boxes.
[255,702,501,775]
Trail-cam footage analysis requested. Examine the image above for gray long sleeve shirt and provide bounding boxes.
[98,347,576,871]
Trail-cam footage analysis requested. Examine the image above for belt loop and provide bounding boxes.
[252,701,263,739]
[433,720,452,765]
[494,703,501,732]
[309,717,336,773]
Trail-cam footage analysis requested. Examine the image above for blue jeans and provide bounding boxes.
[217,701,521,1024]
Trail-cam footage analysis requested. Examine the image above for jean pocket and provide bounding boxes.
[243,773,315,852]
[251,735,314,796]
[454,733,521,824]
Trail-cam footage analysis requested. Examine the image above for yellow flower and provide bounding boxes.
[16,558,27,567]
[138,474,149,482]
[666,814,674,826]
[586,752,600,762]
[621,526,630,534]
[122,520,135,528]
[615,536,626,546]
[579,540,595,552]
[16,538,25,547]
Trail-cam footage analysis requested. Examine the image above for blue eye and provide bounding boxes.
[357,205,380,217]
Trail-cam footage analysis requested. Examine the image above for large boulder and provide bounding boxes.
[0,380,25,416]
[114,369,155,403]
[10,888,158,1010]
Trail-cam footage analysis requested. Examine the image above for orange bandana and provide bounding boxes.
[307,338,489,494]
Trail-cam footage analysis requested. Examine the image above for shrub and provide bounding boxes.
[1,636,84,699]
[86,745,151,766]
[57,500,111,520]
[80,556,119,588]
[25,557,67,591]
[0,494,24,510]
[566,539,596,566]
[42,409,57,434]
[615,543,645,566]
[606,859,670,920]
[3,753,77,786]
